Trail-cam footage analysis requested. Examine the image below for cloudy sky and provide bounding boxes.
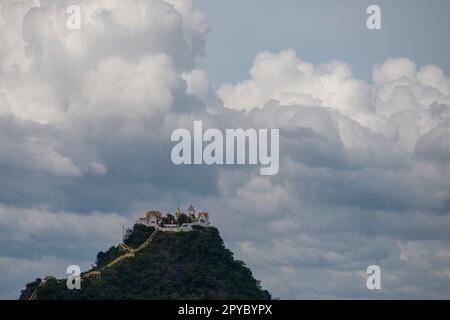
[1,0,450,299]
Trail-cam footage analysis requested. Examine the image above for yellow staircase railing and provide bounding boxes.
[29,289,39,301]
[136,229,158,252]
[119,243,135,253]
[102,252,135,269]
[82,271,101,279]
[29,278,48,300]
[28,228,159,300]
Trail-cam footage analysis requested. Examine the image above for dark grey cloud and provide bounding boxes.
[0,0,450,300]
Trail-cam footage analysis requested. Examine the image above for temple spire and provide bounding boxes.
[187,203,195,215]
[175,203,182,217]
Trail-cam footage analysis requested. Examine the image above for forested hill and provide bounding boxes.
[20,224,271,300]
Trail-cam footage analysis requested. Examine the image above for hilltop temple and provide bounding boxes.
[136,204,212,232]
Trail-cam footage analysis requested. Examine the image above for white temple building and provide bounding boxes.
[136,204,212,232]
